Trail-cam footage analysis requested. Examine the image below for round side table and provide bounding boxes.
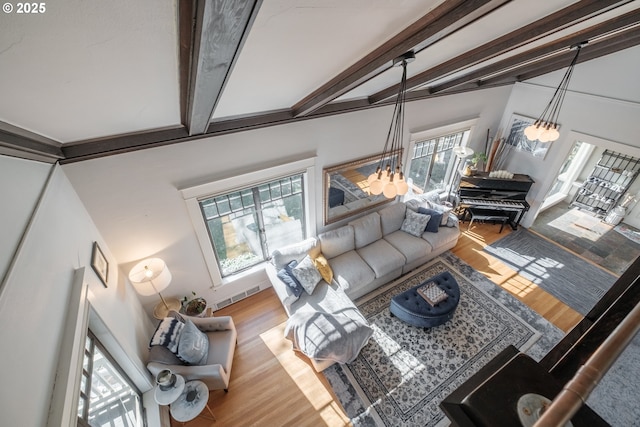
[154,374,186,405]
[170,380,215,424]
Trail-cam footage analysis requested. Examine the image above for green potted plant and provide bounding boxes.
[470,153,488,173]
[182,292,207,317]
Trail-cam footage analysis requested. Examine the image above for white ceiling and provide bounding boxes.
[0,0,638,145]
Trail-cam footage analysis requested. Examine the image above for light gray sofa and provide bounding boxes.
[265,197,460,371]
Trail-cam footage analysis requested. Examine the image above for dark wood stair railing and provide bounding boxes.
[440,256,640,426]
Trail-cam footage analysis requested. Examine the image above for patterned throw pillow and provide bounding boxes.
[177,319,209,365]
[292,255,323,295]
[401,209,431,237]
[149,317,184,354]
[312,253,333,283]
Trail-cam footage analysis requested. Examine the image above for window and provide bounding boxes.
[407,129,471,194]
[77,331,144,427]
[199,174,306,277]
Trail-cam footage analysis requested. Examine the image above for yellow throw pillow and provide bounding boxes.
[312,253,333,284]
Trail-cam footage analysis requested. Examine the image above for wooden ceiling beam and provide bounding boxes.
[477,26,640,89]
[427,9,640,94]
[183,0,262,136]
[60,82,513,164]
[370,0,634,104]
[290,0,511,118]
[0,121,63,163]
[60,127,189,163]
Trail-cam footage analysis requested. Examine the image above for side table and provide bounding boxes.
[154,372,186,405]
[170,380,216,424]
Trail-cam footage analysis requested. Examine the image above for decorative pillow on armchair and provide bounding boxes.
[177,319,209,365]
[149,317,184,354]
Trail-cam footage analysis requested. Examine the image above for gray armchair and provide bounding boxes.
[147,314,237,391]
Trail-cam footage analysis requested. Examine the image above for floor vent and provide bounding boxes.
[246,286,260,296]
[215,298,233,309]
[213,283,267,310]
[231,292,246,303]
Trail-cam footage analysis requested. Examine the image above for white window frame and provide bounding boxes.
[181,157,317,287]
[406,118,478,194]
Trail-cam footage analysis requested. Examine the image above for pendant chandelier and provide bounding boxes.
[524,42,586,143]
[368,51,415,199]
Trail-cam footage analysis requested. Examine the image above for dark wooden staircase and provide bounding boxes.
[441,256,640,426]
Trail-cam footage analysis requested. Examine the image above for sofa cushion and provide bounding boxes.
[405,198,429,212]
[356,239,405,278]
[401,209,431,237]
[319,226,355,259]
[271,238,320,270]
[292,255,323,295]
[349,212,382,248]
[177,319,209,365]
[418,207,443,233]
[329,250,375,291]
[422,225,460,250]
[378,202,407,235]
[148,345,183,365]
[312,253,333,284]
[383,230,432,264]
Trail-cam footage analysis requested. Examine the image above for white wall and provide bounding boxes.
[497,46,640,227]
[62,86,512,312]
[0,156,52,282]
[0,161,155,427]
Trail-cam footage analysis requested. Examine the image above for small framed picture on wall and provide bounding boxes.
[91,242,109,287]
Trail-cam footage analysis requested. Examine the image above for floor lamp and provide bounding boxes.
[129,258,182,320]
[448,146,474,204]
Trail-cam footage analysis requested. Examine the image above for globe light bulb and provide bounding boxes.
[367,167,381,185]
[524,124,540,141]
[381,172,390,185]
[383,182,398,199]
[538,127,552,143]
[547,126,560,142]
[370,179,384,195]
[396,176,409,195]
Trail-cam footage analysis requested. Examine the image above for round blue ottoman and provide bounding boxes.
[390,271,460,328]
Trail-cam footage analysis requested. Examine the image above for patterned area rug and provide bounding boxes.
[323,253,564,426]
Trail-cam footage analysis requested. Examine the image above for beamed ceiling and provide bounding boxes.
[1,0,639,164]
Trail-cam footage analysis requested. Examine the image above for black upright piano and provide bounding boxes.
[458,172,534,229]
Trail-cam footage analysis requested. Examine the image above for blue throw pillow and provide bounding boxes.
[418,207,443,233]
[277,260,304,297]
[177,319,209,365]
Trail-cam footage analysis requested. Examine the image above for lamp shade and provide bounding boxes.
[453,146,474,159]
[129,258,172,296]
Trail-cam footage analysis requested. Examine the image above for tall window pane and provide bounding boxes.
[200,174,306,277]
[407,129,470,194]
[78,332,143,427]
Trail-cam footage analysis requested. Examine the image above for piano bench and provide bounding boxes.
[466,208,510,233]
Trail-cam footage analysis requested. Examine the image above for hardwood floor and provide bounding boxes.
[175,223,583,426]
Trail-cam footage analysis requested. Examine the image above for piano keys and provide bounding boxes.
[458,172,534,229]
